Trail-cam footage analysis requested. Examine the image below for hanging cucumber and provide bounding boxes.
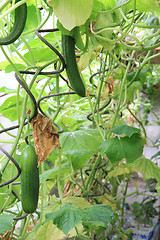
[20,145,39,214]
[61,34,86,97]
[0,0,27,45]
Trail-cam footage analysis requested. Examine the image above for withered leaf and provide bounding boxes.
[31,113,61,167]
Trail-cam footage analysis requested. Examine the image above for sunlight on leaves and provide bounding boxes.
[48,0,93,30]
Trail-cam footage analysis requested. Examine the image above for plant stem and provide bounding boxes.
[82,154,102,197]
[121,176,129,225]
[39,162,45,224]
[57,148,64,204]
[88,95,105,140]
[19,214,30,240]
[110,50,135,132]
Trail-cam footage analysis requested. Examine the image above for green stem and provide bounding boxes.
[11,44,31,66]
[0,140,15,143]
[20,36,36,65]
[82,154,102,197]
[57,148,64,204]
[0,46,25,83]
[17,84,21,125]
[110,51,135,131]
[19,215,30,240]
[121,176,129,225]
[0,123,16,138]
[127,107,147,138]
[39,162,45,224]
[88,96,105,140]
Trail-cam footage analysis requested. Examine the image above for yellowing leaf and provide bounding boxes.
[64,196,92,208]
[100,194,117,211]
[130,157,160,184]
[107,165,130,179]
[34,220,66,240]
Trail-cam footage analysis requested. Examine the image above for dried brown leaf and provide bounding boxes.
[31,113,61,167]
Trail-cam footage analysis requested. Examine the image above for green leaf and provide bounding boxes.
[5,64,26,73]
[60,129,103,155]
[0,87,16,94]
[121,134,144,163]
[24,47,58,63]
[23,5,41,40]
[136,0,160,14]
[84,204,114,225]
[64,149,90,171]
[45,203,85,235]
[83,221,106,232]
[126,81,142,102]
[40,162,71,184]
[99,137,124,163]
[60,129,103,169]
[111,125,141,137]
[0,214,14,234]
[99,134,144,164]
[0,95,23,122]
[48,0,93,31]
[22,32,61,50]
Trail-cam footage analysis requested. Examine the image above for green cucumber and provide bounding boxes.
[61,34,86,97]
[21,145,39,214]
[0,0,27,45]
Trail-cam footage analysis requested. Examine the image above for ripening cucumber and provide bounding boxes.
[61,34,86,97]
[21,145,39,214]
[0,0,27,45]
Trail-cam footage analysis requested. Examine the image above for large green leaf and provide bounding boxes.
[45,203,85,235]
[48,0,93,30]
[99,133,144,164]
[60,129,103,169]
[0,214,14,234]
[60,129,103,154]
